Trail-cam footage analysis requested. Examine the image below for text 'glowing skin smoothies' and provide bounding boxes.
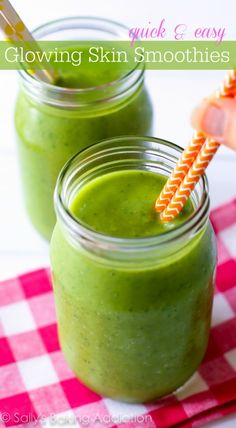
[50,137,217,403]
[15,18,153,240]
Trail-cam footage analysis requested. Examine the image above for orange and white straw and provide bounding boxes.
[0,0,53,83]
[155,69,236,222]
[160,139,220,222]
[155,131,206,212]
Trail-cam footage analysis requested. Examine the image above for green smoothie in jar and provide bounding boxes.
[50,137,217,403]
[15,18,153,240]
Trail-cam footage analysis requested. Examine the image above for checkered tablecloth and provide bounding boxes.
[1,200,236,428]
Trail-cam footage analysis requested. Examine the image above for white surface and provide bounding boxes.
[0,0,236,426]
[18,356,58,390]
[0,300,36,335]
[220,224,236,257]
[175,372,209,400]
[225,349,236,371]
[211,294,235,327]
[103,399,147,420]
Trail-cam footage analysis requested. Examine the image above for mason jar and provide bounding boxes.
[15,17,153,240]
[50,136,217,403]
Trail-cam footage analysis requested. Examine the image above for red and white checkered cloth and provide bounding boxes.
[1,199,236,428]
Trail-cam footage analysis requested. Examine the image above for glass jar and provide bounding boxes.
[15,17,153,240]
[50,136,217,403]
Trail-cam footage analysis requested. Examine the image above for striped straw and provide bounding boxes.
[160,139,220,222]
[155,69,236,221]
[0,0,53,83]
[155,131,206,212]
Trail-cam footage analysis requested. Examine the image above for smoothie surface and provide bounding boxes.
[69,170,194,238]
[53,47,127,89]
[54,66,124,89]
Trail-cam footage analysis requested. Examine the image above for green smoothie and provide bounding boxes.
[51,169,216,402]
[15,60,152,240]
[70,170,194,237]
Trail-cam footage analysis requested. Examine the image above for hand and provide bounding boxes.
[191,97,236,150]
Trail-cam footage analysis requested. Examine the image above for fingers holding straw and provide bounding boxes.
[155,69,236,222]
[192,97,236,151]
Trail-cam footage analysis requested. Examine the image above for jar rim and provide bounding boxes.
[54,136,210,252]
[18,16,143,100]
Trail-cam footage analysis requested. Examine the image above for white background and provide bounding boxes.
[0,1,236,426]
